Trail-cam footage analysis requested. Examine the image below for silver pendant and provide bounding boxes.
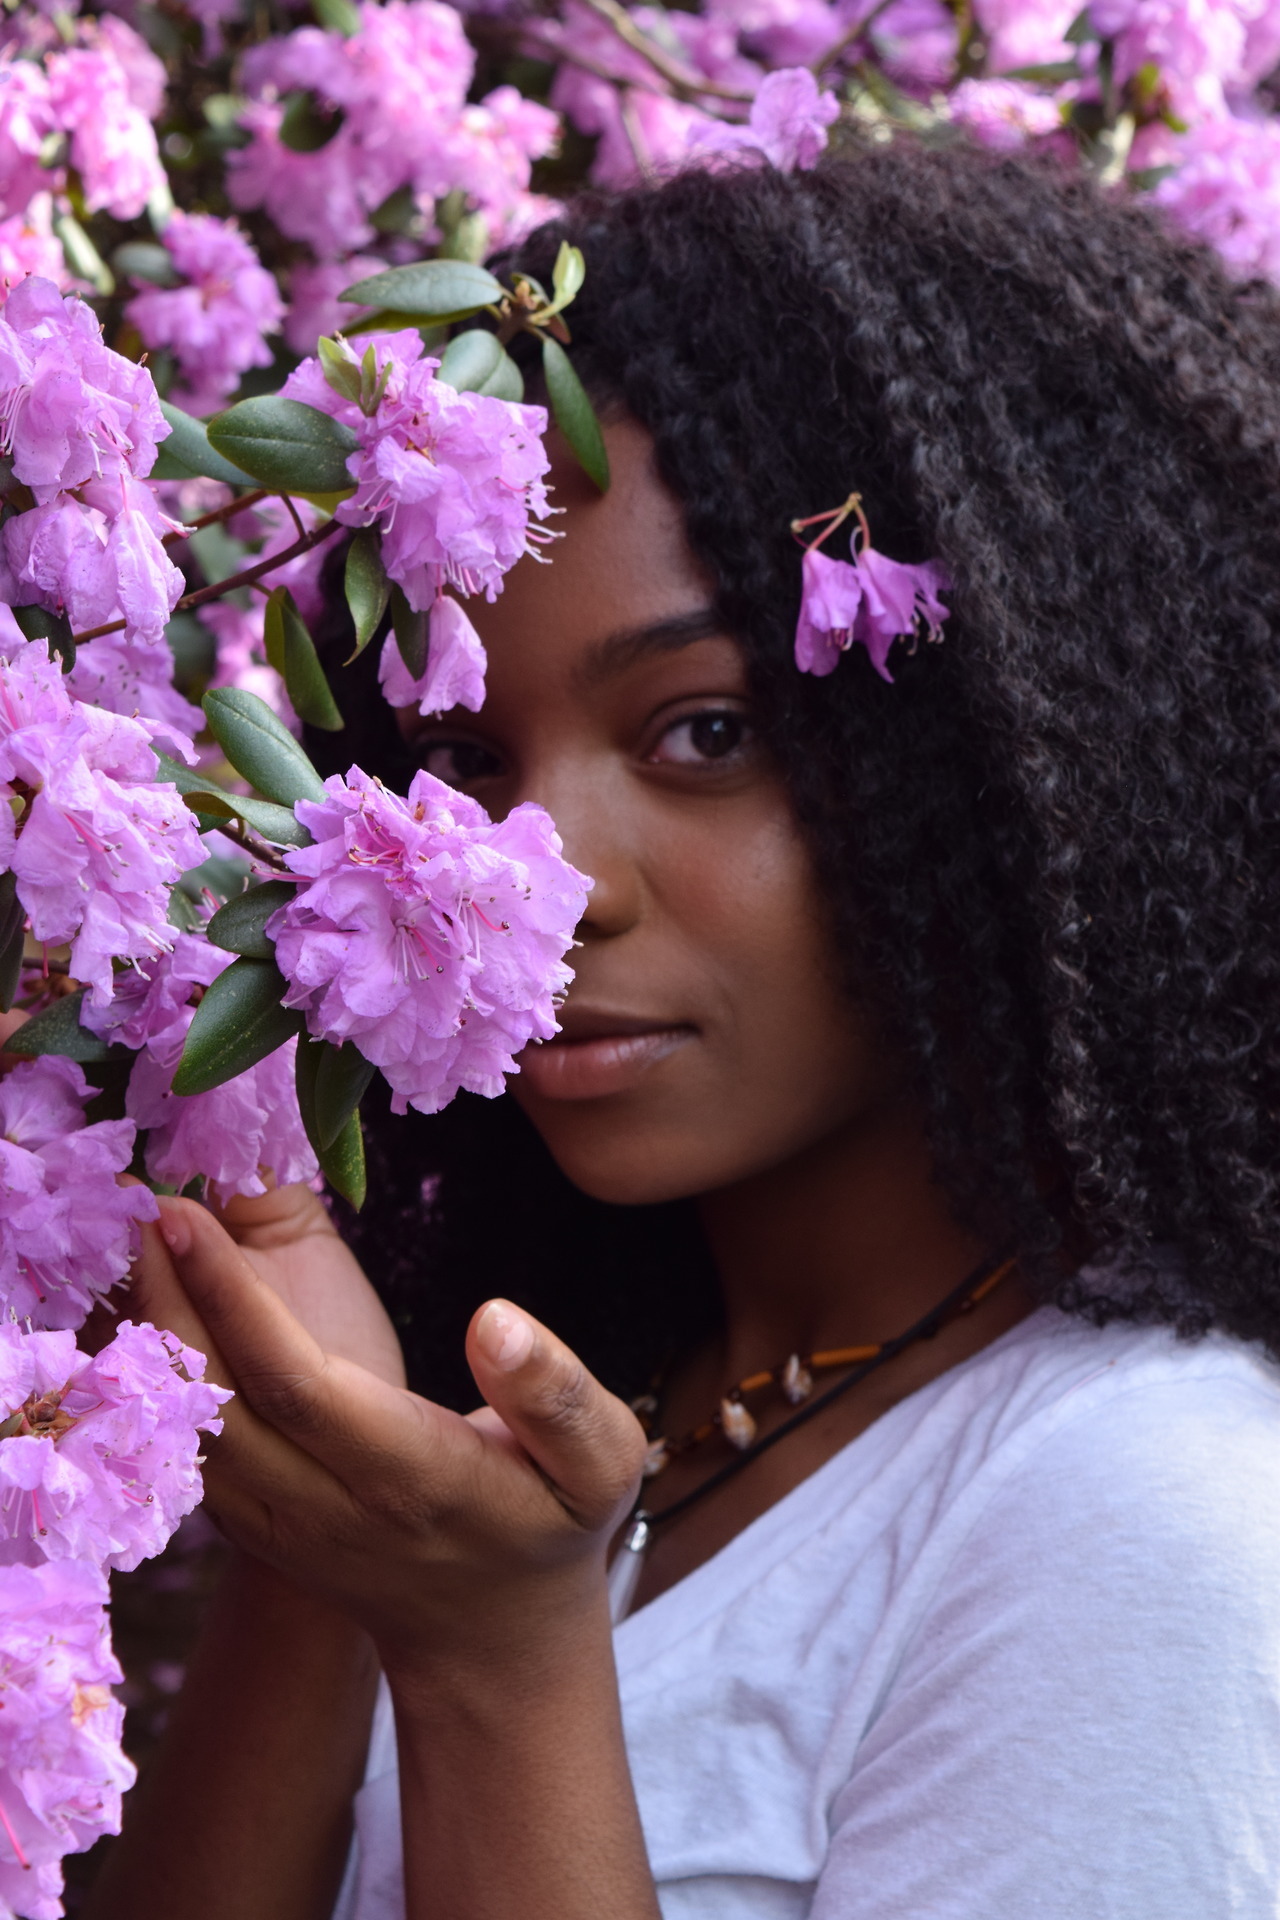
[607,1513,651,1626]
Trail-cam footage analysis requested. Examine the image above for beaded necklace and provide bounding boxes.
[607,1247,1018,1625]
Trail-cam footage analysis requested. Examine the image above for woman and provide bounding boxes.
[88,140,1280,1919]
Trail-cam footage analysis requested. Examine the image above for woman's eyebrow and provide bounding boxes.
[573,609,726,689]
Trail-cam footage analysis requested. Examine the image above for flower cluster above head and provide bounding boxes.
[792,493,950,682]
[124,211,285,419]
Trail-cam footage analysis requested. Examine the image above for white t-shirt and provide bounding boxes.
[333,1306,1280,1919]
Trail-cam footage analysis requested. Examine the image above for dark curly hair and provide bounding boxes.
[310,136,1280,1408]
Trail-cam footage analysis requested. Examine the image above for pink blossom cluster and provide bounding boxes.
[0,1055,156,1330]
[0,1319,229,1573]
[0,276,200,746]
[125,211,285,418]
[0,1559,131,1920]
[0,15,164,226]
[284,329,550,713]
[0,639,204,1007]
[81,927,318,1203]
[228,0,558,266]
[795,541,950,681]
[268,765,590,1114]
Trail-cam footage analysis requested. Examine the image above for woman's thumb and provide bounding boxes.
[467,1300,646,1534]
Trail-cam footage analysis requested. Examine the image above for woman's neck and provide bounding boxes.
[697,1094,1006,1380]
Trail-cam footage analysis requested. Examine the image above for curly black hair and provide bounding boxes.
[310,136,1280,1408]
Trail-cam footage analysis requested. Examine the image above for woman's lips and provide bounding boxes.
[517,1014,695,1101]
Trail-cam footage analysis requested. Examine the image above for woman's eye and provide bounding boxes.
[416,740,504,789]
[649,710,753,767]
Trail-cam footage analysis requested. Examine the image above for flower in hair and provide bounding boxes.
[792,495,949,682]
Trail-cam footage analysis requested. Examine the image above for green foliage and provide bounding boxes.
[172,956,301,1096]
[152,401,258,487]
[339,258,504,322]
[541,337,610,492]
[0,871,23,1014]
[206,396,360,495]
[439,329,523,400]
[201,687,329,807]
[205,879,297,959]
[344,529,391,659]
[6,988,113,1063]
[295,1034,370,1207]
[390,584,428,679]
[263,587,344,730]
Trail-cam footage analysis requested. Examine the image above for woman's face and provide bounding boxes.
[397,419,900,1205]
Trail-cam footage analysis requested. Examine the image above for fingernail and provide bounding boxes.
[156,1202,191,1257]
[476,1302,535,1371]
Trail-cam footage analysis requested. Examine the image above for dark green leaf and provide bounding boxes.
[342,311,450,345]
[278,89,345,153]
[1065,6,1097,40]
[339,259,503,321]
[316,1041,375,1148]
[541,337,610,493]
[1001,59,1078,80]
[152,401,258,488]
[206,396,360,495]
[344,529,391,660]
[201,688,329,806]
[0,871,23,1014]
[154,750,307,844]
[438,330,524,401]
[370,184,418,234]
[1129,163,1177,191]
[6,987,112,1063]
[206,880,297,960]
[11,605,74,669]
[311,0,360,29]
[391,585,427,680]
[263,587,344,731]
[112,240,179,287]
[172,957,301,1096]
[295,1035,368,1206]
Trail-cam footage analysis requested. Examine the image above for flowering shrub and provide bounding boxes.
[0,0,1275,1901]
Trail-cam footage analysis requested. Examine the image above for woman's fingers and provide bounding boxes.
[131,1215,235,1390]
[466,1301,646,1536]
[210,1179,339,1253]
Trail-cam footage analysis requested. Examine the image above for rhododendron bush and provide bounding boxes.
[0,0,1276,1900]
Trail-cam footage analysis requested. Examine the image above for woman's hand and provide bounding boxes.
[131,1196,647,1668]
[209,1182,406,1389]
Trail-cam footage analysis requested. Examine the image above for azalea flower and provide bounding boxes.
[794,534,949,680]
[379,593,489,717]
[125,211,285,418]
[267,765,590,1115]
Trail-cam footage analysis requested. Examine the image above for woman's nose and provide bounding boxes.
[517,766,643,944]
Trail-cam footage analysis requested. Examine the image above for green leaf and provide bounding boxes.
[295,1035,368,1206]
[206,396,360,495]
[152,401,258,487]
[548,241,586,315]
[390,585,427,680]
[172,957,301,1097]
[318,335,363,407]
[182,786,313,848]
[112,240,178,287]
[1129,163,1177,191]
[54,213,113,295]
[263,587,344,731]
[1065,6,1097,40]
[1001,59,1079,80]
[0,871,23,1014]
[369,183,418,235]
[201,688,329,807]
[339,259,503,322]
[278,89,345,152]
[541,337,610,493]
[344,529,391,660]
[312,0,360,31]
[317,1041,375,1149]
[205,879,297,960]
[342,311,450,344]
[436,328,522,401]
[6,987,113,1063]
[11,605,74,669]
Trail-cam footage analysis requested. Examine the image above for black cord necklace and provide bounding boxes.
[607,1244,1018,1625]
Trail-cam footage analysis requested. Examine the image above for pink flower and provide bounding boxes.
[0,640,204,1006]
[0,1318,230,1572]
[795,543,949,680]
[126,212,285,418]
[972,0,1080,72]
[1153,115,1280,282]
[283,332,550,653]
[268,766,590,1114]
[689,67,839,171]
[45,44,164,220]
[1088,0,1251,119]
[379,594,487,716]
[0,1055,156,1331]
[82,929,319,1202]
[0,57,53,221]
[0,1558,132,1919]
[0,196,68,291]
[869,0,958,90]
[701,0,833,71]
[0,275,169,501]
[949,78,1063,149]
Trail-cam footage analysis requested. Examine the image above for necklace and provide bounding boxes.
[607,1246,1017,1626]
